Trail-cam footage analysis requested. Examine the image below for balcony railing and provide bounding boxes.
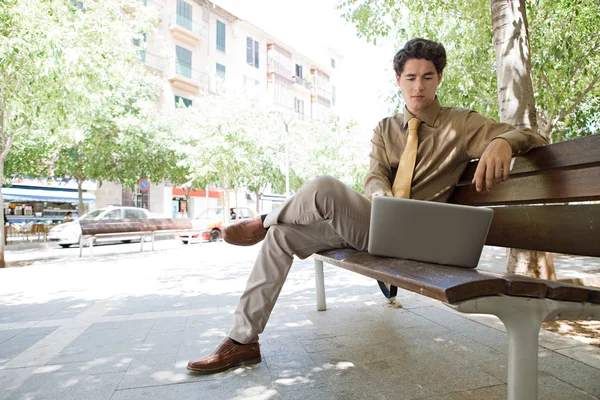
[138,51,163,71]
[169,63,208,92]
[293,75,312,89]
[169,13,207,43]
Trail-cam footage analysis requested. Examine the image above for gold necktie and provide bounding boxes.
[392,117,422,198]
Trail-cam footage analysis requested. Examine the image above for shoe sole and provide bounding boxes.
[186,356,262,374]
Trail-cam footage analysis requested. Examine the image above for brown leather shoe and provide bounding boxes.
[223,216,267,246]
[187,338,261,374]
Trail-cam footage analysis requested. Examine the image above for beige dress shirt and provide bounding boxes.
[364,97,548,202]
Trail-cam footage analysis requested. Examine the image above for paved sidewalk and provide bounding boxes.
[0,243,599,399]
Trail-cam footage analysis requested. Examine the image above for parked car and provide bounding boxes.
[48,206,151,248]
[180,207,256,244]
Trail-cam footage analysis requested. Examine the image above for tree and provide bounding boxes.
[338,0,600,278]
[490,0,555,279]
[0,0,160,267]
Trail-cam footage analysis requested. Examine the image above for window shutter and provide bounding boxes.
[246,37,253,65]
[254,40,259,68]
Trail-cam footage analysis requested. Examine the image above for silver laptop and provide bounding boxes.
[368,196,494,268]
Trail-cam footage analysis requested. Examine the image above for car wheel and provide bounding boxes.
[181,240,188,245]
[121,240,132,244]
[59,244,71,248]
[209,229,221,242]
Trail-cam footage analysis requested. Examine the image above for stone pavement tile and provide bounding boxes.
[264,352,317,380]
[362,351,502,399]
[149,317,187,334]
[84,321,124,332]
[117,352,199,390]
[409,306,508,353]
[5,366,79,400]
[0,367,37,400]
[47,334,105,365]
[55,354,135,375]
[137,331,183,356]
[259,337,306,359]
[0,328,59,366]
[113,320,156,339]
[538,349,600,397]
[334,324,449,351]
[298,336,347,354]
[556,344,600,369]
[111,381,220,400]
[56,371,125,400]
[0,329,25,346]
[417,385,506,400]
[185,314,232,331]
[539,328,589,351]
[538,375,599,400]
[94,336,145,358]
[218,362,274,399]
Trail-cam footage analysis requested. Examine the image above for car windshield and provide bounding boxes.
[79,210,104,221]
[197,208,223,219]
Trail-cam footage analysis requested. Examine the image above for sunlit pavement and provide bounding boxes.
[0,242,599,399]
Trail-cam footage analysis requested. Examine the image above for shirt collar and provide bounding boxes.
[402,96,442,129]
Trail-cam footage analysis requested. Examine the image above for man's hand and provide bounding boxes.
[472,138,513,192]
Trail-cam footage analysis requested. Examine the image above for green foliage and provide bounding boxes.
[338,0,600,141]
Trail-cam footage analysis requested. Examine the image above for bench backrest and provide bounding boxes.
[449,134,600,257]
[80,218,193,235]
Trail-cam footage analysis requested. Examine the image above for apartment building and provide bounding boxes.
[94,0,343,217]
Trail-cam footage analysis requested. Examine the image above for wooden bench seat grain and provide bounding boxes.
[312,134,600,400]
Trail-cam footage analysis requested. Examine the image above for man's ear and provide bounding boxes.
[437,72,443,86]
[395,75,401,86]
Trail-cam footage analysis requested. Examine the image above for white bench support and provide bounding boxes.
[314,259,327,311]
[448,296,599,400]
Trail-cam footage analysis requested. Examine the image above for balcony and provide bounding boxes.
[169,13,206,47]
[168,63,208,93]
[137,51,163,72]
[292,75,312,93]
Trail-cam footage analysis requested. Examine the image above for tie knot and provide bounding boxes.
[408,117,421,131]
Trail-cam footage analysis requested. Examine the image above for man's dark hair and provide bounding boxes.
[393,38,447,76]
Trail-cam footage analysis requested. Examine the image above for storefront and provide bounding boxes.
[2,186,96,224]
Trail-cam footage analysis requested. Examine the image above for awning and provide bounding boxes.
[2,187,96,204]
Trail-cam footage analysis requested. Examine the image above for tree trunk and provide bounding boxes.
[184,187,191,219]
[77,179,84,217]
[255,189,260,214]
[0,158,5,268]
[490,0,556,279]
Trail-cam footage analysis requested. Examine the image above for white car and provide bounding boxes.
[48,206,151,248]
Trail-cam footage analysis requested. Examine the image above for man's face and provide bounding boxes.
[396,58,442,115]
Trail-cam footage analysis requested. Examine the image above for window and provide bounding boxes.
[124,209,147,219]
[176,46,192,78]
[295,64,303,79]
[175,96,192,107]
[294,97,305,120]
[332,86,337,106]
[331,58,336,68]
[133,33,146,63]
[101,209,121,220]
[216,63,226,81]
[176,0,192,30]
[216,20,226,51]
[246,38,260,68]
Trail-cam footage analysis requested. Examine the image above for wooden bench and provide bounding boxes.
[313,134,600,400]
[79,218,201,257]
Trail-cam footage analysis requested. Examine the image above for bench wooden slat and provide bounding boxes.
[80,219,152,235]
[450,165,600,205]
[314,249,508,304]
[314,249,600,304]
[147,218,193,231]
[458,134,600,184]
[484,205,600,257]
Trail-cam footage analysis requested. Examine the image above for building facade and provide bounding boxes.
[93,0,343,217]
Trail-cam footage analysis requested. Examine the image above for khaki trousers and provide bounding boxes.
[229,175,372,343]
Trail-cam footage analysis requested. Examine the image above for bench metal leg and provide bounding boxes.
[140,235,144,252]
[314,259,327,311]
[79,236,84,258]
[89,237,94,257]
[448,296,599,400]
[151,233,155,251]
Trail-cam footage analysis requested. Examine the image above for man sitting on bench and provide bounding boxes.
[187,38,548,374]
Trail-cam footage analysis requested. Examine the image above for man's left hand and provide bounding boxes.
[472,138,513,192]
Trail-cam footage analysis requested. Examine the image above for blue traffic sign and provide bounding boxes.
[139,178,150,193]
